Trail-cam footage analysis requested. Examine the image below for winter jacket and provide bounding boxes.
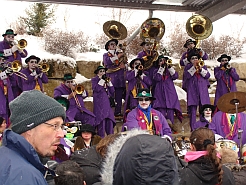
[180,156,235,185]
[70,146,103,185]
[224,163,246,185]
[0,129,49,185]
[100,129,179,185]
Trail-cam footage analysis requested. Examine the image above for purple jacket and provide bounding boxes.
[54,84,95,123]
[0,40,27,63]
[152,67,181,113]
[137,50,147,59]
[209,111,246,146]
[103,52,125,88]
[0,78,14,116]
[91,76,115,126]
[20,68,48,92]
[184,63,210,106]
[214,65,239,106]
[124,70,152,111]
[123,107,172,137]
[193,116,210,130]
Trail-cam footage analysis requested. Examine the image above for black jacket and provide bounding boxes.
[180,157,235,185]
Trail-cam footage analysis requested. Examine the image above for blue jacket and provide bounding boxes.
[0,129,48,185]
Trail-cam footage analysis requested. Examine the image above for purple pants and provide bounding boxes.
[75,112,96,126]
[114,87,125,115]
[97,118,114,138]
[188,105,200,131]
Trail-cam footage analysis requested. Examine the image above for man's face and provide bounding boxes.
[220,58,229,65]
[28,59,38,69]
[138,97,151,109]
[187,42,195,49]
[81,132,92,140]
[133,60,141,68]
[108,41,117,50]
[4,35,15,43]
[0,119,6,133]
[190,55,199,64]
[26,117,64,157]
[203,108,212,117]
[158,58,166,65]
[143,43,152,50]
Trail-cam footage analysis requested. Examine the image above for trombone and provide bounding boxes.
[12,39,28,49]
[37,63,50,72]
[8,60,28,80]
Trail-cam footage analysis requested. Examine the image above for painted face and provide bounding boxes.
[64,80,74,88]
[0,57,5,64]
[158,58,166,65]
[138,97,151,109]
[143,43,152,50]
[81,132,92,140]
[187,42,195,49]
[27,117,64,157]
[108,41,117,50]
[98,69,106,77]
[204,108,212,117]
[190,56,198,64]
[0,119,6,133]
[220,58,229,65]
[28,59,38,69]
[4,35,15,43]
[133,60,141,68]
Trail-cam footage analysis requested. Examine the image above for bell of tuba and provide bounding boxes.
[140,18,165,70]
[103,20,127,40]
[186,14,213,48]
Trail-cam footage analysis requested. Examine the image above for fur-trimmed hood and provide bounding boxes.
[101,129,179,185]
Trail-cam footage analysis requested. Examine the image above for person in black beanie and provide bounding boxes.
[0,90,66,185]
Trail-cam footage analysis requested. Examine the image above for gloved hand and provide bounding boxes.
[5,67,13,75]
[161,63,165,68]
[102,74,107,80]
[11,45,18,53]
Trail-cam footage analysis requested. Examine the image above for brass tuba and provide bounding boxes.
[186,14,213,48]
[103,20,128,73]
[140,18,165,70]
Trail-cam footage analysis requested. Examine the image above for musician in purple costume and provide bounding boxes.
[193,104,215,130]
[184,50,210,130]
[54,73,96,126]
[0,52,14,126]
[209,111,246,146]
[214,54,239,106]
[137,41,157,87]
[0,29,28,98]
[91,66,115,138]
[152,55,182,124]
[20,55,48,92]
[123,88,172,138]
[124,58,152,112]
[180,39,208,66]
[103,39,126,117]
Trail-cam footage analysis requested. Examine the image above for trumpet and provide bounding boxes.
[38,63,50,72]
[166,59,172,66]
[225,63,231,70]
[12,39,27,49]
[105,76,111,83]
[198,59,205,67]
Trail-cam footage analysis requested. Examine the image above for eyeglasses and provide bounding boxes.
[7,35,14,38]
[221,59,228,62]
[30,61,38,64]
[191,56,198,60]
[43,122,64,131]
[139,97,150,102]
[134,63,141,65]
[65,81,74,84]
[99,70,105,73]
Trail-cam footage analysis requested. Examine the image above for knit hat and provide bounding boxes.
[10,90,66,134]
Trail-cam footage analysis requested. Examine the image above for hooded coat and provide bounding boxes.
[100,129,179,185]
[0,130,49,185]
[179,156,235,185]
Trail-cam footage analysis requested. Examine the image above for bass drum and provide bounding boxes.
[215,139,239,153]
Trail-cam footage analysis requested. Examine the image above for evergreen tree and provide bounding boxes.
[20,3,56,36]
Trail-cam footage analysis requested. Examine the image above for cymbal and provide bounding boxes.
[217,92,246,113]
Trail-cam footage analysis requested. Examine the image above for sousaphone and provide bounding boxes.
[186,14,213,48]
[140,18,165,70]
